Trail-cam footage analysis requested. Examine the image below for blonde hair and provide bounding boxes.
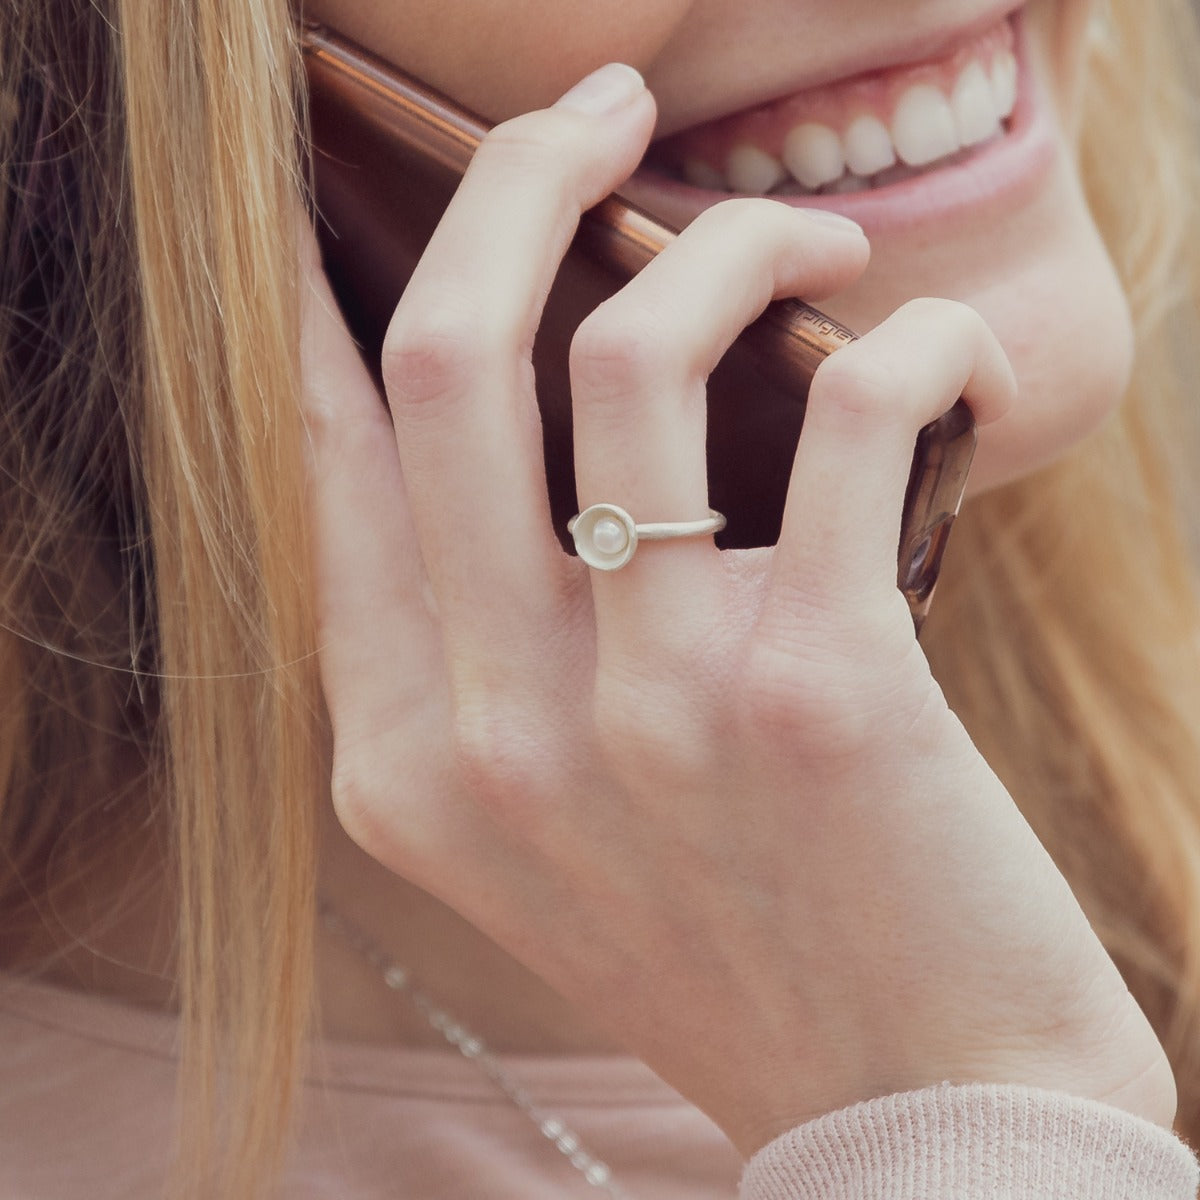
[924,0,1200,1130]
[0,2,1198,1198]
[2,1,321,1194]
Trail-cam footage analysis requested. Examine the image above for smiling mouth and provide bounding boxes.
[643,13,1020,197]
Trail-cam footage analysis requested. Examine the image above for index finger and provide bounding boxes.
[379,70,656,667]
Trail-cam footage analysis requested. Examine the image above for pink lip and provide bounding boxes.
[620,9,1057,237]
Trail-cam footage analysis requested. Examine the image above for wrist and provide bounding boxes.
[711,967,1175,1158]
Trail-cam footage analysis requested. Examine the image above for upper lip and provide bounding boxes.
[647,0,1025,143]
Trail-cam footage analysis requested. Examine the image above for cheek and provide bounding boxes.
[1028,0,1101,142]
[320,0,694,122]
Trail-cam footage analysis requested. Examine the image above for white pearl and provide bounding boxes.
[591,516,628,555]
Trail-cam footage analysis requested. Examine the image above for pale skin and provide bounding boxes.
[18,0,1175,1165]
[300,0,1175,1160]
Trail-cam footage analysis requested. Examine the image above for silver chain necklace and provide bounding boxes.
[317,900,636,1200]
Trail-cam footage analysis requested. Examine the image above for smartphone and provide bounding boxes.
[300,22,975,632]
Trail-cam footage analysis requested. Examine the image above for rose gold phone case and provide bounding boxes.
[301,23,975,631]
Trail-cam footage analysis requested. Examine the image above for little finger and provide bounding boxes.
[771,298,1015,615]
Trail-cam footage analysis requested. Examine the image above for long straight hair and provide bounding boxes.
[0,1,1199,1197]
[2,1,320,1195]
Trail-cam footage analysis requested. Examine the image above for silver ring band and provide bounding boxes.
[568,503,727,571]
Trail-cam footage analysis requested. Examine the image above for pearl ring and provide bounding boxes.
[567,503,727,571]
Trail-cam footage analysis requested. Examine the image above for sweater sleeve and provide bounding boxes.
[738,1083,1199,1200]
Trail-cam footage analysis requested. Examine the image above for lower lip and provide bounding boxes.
[621,15,1058,236]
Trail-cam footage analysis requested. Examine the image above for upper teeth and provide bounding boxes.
[684,49,1018,194]
[726,143,789,193]
[843,114,896,177]
[782,123,845,190]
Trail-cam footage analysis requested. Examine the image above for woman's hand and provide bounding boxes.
[299,64,1174,1156]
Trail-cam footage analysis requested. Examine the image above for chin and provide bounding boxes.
[798,143,1135,498]
[967,299,1133,495]
[963,199,1135,495]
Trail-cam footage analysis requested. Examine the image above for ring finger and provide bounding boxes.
[570,199,870,646]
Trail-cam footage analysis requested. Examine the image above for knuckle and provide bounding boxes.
[381,305,485,405]
[811,348,897,423]
[692,195,784,240]
[896,297,993,368]
[330,750,393,858]
[303,381,391,457]
[450,694,555,816]
[735,638,864,752]
[570,306,675,402]
[592,668,719,786]
[476,111,575,180]
[736,623,938,760]
[688,198,813,269]
[898,295,982,333]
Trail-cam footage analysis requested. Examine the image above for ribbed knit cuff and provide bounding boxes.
[738,1083,1199,1200]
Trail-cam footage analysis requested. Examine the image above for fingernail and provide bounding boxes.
[797,207,865,235]
[555,63,646,115]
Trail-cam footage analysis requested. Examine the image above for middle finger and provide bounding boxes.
[570,199,869,645]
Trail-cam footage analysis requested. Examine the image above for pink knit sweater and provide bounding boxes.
[2,973,1196,1199]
